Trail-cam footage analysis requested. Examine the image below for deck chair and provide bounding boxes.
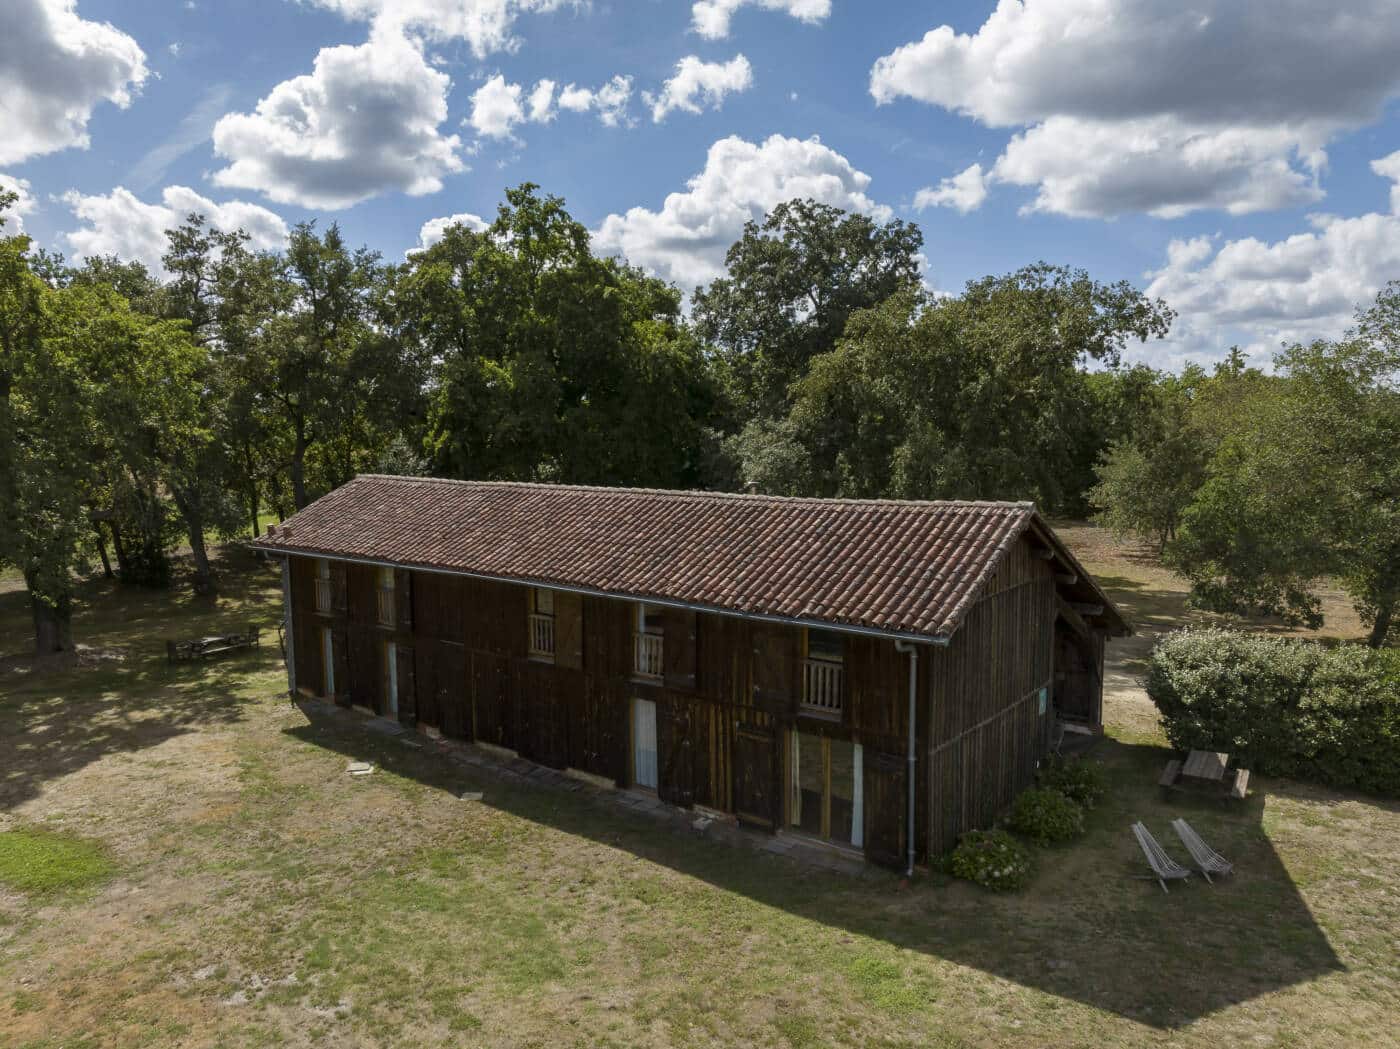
[1131,821,1192,894]
[1171,818,1233,883]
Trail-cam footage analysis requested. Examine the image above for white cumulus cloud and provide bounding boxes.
[211,24,463,210]
[690,0,829,40]
[1374,150,1400,214]
[594,133,892,291]
[469,74,526,139]
[0,175,37,234]
[304,0,573,58]
[61,185,287,277]
[0,0,149,164]
[1141,155,1400,366]
[913,163,988,214]
[470,72,632,141]
[555,75,634,127]
[871,0,1400,219]
[412,210,490,253]
[645,54,752,123]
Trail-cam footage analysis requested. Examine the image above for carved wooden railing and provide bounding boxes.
[633,631,664,680]
[802,658,844,715]
[529,613,555,658]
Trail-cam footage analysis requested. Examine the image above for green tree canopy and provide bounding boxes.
[404,184,720,486]
[1168,284,1400,645]
[747,265,1174,508]
[692,199,924,423]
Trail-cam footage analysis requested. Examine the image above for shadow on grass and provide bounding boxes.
[0,549,282,808]
[286,705,1345,1030]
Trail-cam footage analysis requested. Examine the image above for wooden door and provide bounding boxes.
[331,627,350,706]
[436,642,468,740]
[632,699,658,790]
[320,627,335,698]
[733,723,777,829]
[863,750,907,869]
[657,697,694,808]
[472,653,514,750]
[414,644,440,729]
[394,643,416,726]
[527,664,572,769]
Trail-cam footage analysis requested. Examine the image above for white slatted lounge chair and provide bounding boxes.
[1171,818,1233,883]
[1131,821,1192,894]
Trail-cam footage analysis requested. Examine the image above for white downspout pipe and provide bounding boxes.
[894,639,918,878]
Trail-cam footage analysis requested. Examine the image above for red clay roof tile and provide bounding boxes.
[253,475,1125,640]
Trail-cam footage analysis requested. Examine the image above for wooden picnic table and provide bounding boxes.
[1182,749,1230,783]
[1159,749,1250,803]
[167,625,260,663]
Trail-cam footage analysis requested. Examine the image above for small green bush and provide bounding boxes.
[1037,756,1107,809]
[949,829,1033,891]
[1006,788,1085,845]
[1147,628,1400,796]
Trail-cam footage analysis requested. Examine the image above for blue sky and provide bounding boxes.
[5,0,1400,369]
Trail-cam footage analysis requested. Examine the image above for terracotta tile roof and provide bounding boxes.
[253,475,1126,640]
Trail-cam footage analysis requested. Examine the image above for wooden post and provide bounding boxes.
[281,557,297,697]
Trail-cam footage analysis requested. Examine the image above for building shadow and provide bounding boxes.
[285,704,1345,1029]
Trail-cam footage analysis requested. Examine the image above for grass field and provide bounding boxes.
[1,532,1397,1048]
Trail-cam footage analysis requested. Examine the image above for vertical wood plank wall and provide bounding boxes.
[922,540,1058,856]
[286,533,1081,868]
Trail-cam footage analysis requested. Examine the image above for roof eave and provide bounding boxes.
[249,540,955,647]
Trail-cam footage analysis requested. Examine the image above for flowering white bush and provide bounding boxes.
[949,829,1033,891]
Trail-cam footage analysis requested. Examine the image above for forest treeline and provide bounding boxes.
[1,183,1396,652]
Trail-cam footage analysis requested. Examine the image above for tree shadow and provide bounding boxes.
[285,706,1345,1029]
[0,551,283,808]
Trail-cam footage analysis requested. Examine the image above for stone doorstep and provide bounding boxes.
[304,697,868,877]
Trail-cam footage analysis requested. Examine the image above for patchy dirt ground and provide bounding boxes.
[1,535,1396,1049]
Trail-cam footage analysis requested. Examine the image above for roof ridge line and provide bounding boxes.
[352,474,1038,513]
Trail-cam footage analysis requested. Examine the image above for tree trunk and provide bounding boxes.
[92,521,113,578]
[172,486,215,595]
[1367,598,1394,648]
[109,518,130,576]
[291,417,309,509]
[248,485,261,540]
[26,575,73,654]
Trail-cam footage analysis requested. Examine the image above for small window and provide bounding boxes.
[375,566,396,626]
[633,602,664,679]
[803,628,845,714]
[314,558,332,612]
[806,628,844,664]
[528,587,555,659]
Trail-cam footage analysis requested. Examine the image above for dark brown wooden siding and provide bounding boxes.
[284,530,1094,870]
[923,538,1058,856]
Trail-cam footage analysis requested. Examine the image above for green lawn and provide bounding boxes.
[1,539,1397,1048]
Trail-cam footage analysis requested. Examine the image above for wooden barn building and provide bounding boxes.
[255,476,1127,870]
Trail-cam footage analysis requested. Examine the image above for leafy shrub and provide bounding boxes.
[1006,788,1085,845]
[1147,628,1400,796]
[949,829,1033,892]
[1037,756,1107,809]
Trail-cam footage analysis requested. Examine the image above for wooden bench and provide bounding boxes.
[167,625,260,664]
[1228,767,1250,802]
[1158,758,1182,799]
